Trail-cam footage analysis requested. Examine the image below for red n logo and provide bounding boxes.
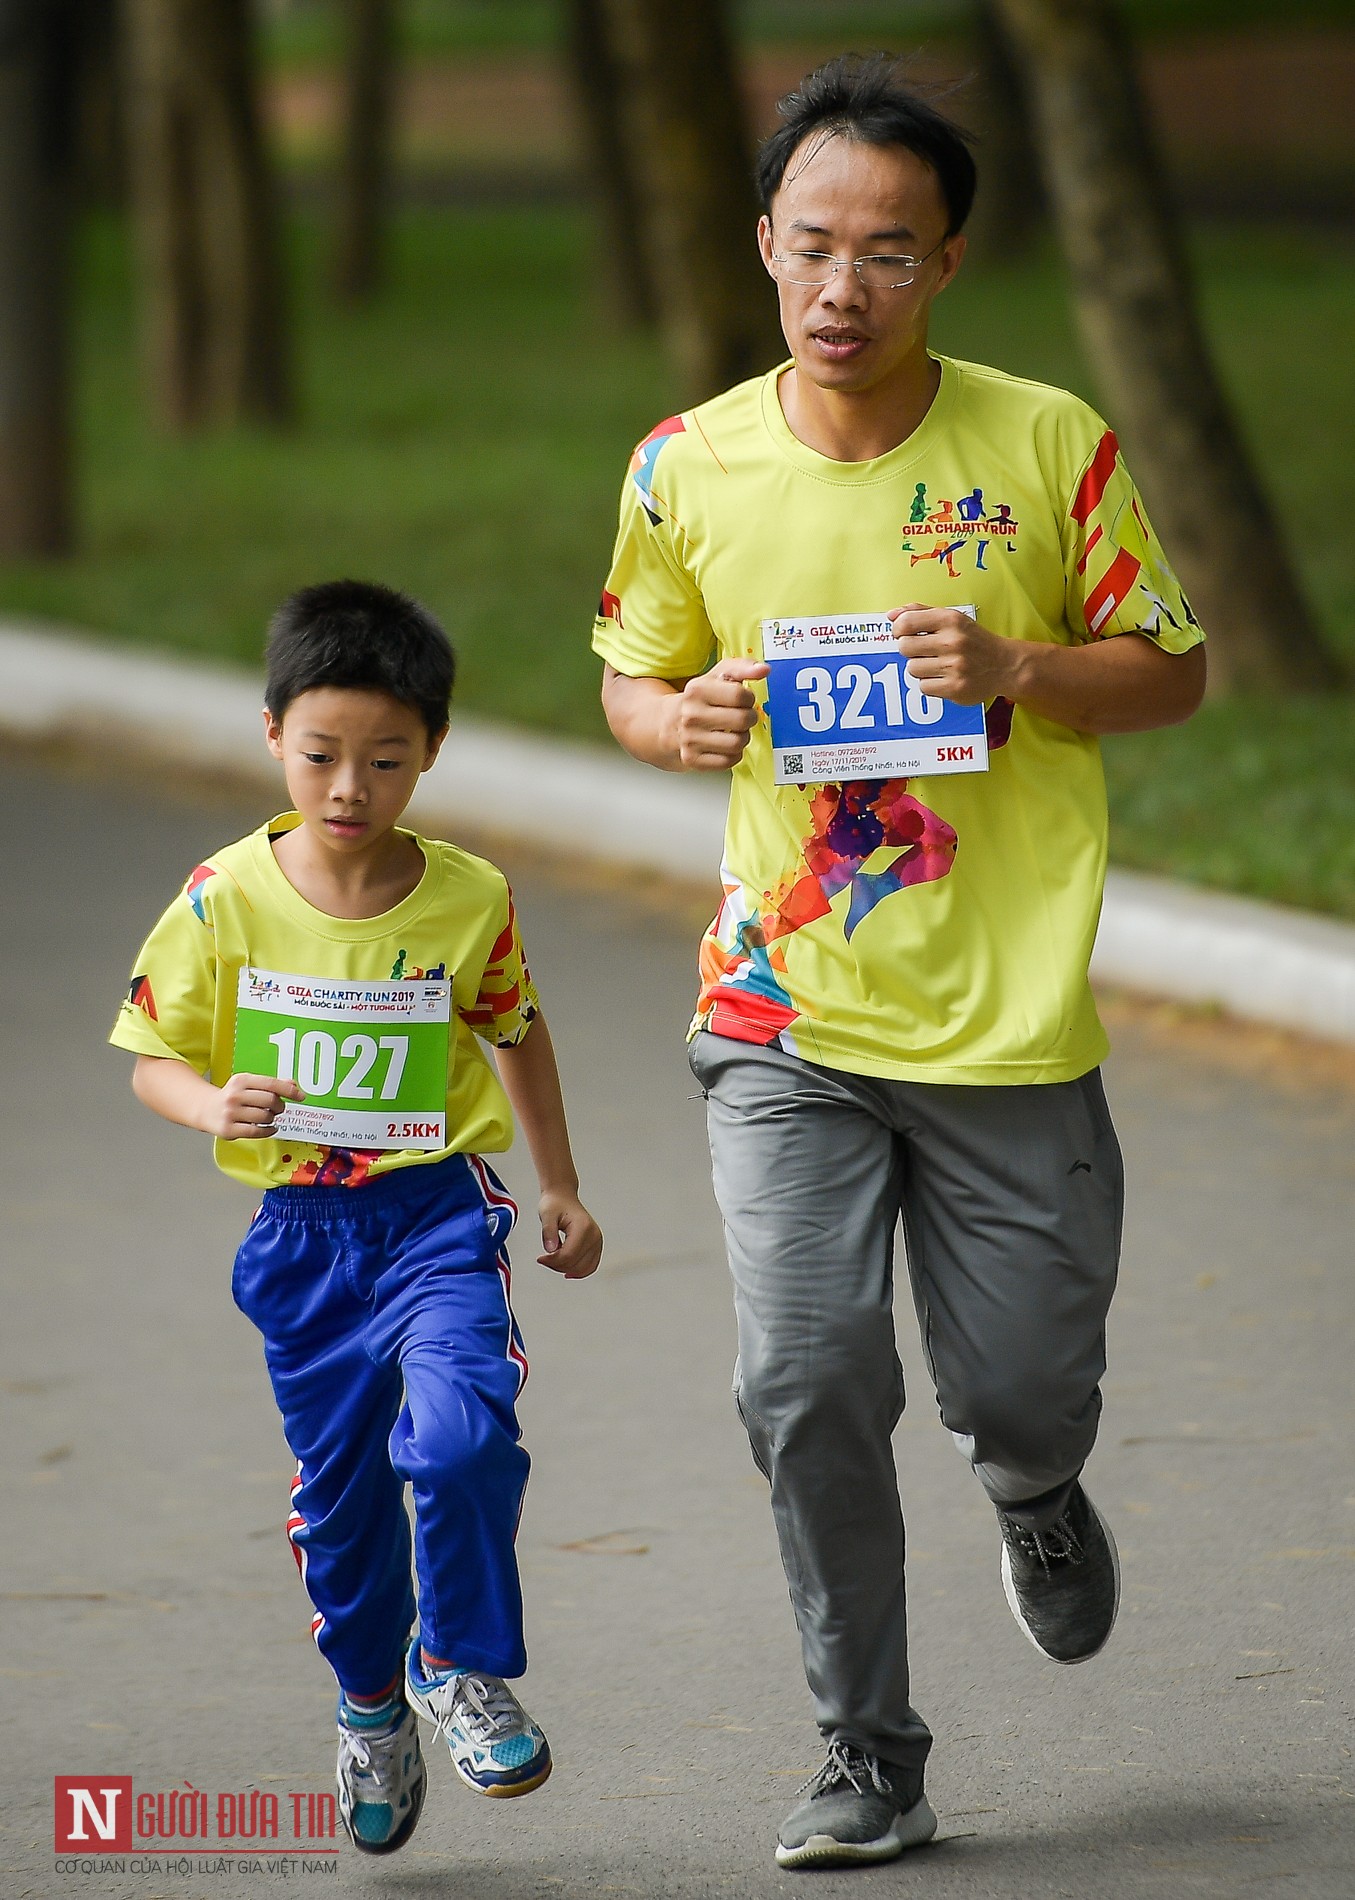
[55,1777,133,1852]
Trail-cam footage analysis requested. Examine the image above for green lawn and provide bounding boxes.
[1,207,1352,919]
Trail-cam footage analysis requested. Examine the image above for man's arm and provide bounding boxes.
[890,606,1206,735]
[601,659,769,772]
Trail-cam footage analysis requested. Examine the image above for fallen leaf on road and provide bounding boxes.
[558,1530,651,1555]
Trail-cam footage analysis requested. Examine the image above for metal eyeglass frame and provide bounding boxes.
[769,238,947,290]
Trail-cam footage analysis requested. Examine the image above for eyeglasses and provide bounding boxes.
[769,240,946,290]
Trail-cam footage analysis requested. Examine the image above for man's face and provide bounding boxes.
[758,134,965,397]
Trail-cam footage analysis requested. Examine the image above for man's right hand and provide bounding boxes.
[672,659,770,772]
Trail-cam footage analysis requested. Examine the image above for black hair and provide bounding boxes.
[264,579,455,739]
[755,53,977,236]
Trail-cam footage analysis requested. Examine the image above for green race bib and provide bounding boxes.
[233,967,452,1151]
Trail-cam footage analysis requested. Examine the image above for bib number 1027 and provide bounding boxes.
[794,658,944,733]
[265,1025,409,1101]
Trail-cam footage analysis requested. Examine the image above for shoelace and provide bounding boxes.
[337,1715,407,1790]
[794,1740,891,1802]
[451,1673,526,1744]
[1006,1511,1086,1576]
[419,1668,525,1752]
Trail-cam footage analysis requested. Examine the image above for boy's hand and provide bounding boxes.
[209,1072,305,1140]
[537,1189,603,1279]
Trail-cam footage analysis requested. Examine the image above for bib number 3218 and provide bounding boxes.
[762,611,989,785]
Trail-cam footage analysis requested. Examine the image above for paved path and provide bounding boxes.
[3,747,1354,1899]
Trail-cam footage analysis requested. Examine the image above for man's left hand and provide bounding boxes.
[889,604,1018,705]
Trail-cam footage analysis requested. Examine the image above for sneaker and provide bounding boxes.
[775,1742,937,1869]
[335,1702,425,1854]
[404,1648,552,1798]
[998,1480,1121,1664]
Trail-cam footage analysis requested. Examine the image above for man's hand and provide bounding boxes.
[537,1189,603,1280]
[672,659,770,771]
[889,604,1018,705]
[208,1072,305,1140]
[889,603,1206,734]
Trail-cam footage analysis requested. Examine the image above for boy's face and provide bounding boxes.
[263,688,445,852]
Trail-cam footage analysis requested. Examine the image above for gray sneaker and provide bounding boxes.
[775,1742,937,1869]
[998,1481,1120,1664]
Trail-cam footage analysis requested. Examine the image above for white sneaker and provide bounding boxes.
[404,1648,552,1797]
[335,1702,426,1853]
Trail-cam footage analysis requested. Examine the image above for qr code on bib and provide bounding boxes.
[783,752,804,777]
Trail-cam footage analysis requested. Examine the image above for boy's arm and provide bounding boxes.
[493,1015,602,1280]
[132,1054,304,1140]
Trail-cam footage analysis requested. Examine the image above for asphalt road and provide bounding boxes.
[3,746,1354,1900]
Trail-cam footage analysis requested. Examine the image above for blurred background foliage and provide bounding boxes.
[0,0,1351,915]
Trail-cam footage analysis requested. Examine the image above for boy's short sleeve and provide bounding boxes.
[108,869,218,1074]
[458,891,540,1050]
[591,421,716,682]
[1062,426,1203,653]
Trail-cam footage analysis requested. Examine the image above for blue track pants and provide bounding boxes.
[232,1153,530,1698]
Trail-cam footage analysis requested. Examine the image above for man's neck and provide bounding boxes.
[778,350,942,464]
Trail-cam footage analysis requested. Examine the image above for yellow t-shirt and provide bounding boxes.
[593,354,1203,1084]
[109,815,539,1190]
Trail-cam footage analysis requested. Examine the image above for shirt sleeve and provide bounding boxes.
[108,868,218,1074]
[459,891,540,1050]
[1063,426,1204,653]
[591,419,716,681]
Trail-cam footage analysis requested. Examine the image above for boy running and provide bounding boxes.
[110,580,602,1855]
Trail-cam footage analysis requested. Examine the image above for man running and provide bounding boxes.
[593,54,1204,1871]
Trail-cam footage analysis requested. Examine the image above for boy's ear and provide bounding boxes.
[262,706,285,760]
[421,723,449,772]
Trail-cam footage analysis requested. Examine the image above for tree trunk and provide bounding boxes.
[332,0,396,302]
[122,0,294,430]
[963,0,1045,264]
[562,0,657,330]
[992,0,1337,690]
[0,0,77,555]
[597,0,783,401]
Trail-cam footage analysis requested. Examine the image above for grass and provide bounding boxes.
[0,207,1352,919]
[260,1,1355,64]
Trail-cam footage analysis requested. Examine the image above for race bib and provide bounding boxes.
[762,612,989,785]
[233,968,452,1152]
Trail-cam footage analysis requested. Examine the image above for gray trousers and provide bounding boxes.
[688,1031,1124,1772]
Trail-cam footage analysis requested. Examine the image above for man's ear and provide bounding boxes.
[757,214,777,278]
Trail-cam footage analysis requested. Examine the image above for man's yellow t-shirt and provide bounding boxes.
[593,354,1203,1085]
[109,815,539,1190]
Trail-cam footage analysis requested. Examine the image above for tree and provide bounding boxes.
[992,0,1338,689]
[0,0,79,555]
[595,0,783,400]
[332,0,397,302]
[562,0,657,330]
[963,0,1045,264]
[122,0,294,430]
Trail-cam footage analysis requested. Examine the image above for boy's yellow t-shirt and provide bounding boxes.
[593,354,1203,1085]
[108,815,538,1190]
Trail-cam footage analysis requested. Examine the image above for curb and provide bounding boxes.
[5,619,1355,1050]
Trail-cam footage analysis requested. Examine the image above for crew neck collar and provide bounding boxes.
[760,352,958,483]
[251,813,438,940]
